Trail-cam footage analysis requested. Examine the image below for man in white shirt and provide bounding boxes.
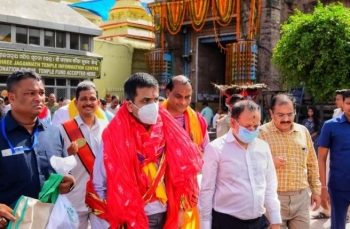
[200,100,281,229]
[59,81,109,228]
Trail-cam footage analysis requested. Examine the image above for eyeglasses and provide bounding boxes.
[273,112,296,119]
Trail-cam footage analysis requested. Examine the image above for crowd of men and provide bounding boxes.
[0,70,349,229]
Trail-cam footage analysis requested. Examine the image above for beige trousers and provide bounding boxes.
[278,189,310,229]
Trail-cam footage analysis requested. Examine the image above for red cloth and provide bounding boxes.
[102,103,202,228]
[38,106,49,119]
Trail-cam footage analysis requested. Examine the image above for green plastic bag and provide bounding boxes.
[38,173,64,203]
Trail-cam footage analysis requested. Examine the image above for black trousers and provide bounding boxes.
[148,212,166,229]
[212,210,269,229]
[119,212,166,229]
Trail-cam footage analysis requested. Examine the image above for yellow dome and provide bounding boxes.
[98,0,155,49]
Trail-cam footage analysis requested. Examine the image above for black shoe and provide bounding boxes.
[312,212,330,220]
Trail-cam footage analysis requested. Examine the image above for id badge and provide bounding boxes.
[1,147,25,157]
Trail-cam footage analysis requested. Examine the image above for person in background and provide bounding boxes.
[99,99,114,121]
[62,98,71,107]
[46,93,59,116]
[105,93,112,105]
[2,97,11,114]
[58,97,65,108]
[0,70,75,228]
[200,100,281,229]
[333,89,345,118]
[163,75,209,151]
[200,101,214,128]
[0,97,5,118]
[302,106,320,152]
[318,89,350,229]
[106,95,119,115]
[314,89,347,220]
[259,94,321,229]
[212,107,225,130]
[216,94,244,138]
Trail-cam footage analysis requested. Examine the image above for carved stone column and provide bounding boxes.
[258,0,282,90]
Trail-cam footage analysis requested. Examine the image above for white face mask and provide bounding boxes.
[135,102,159,125]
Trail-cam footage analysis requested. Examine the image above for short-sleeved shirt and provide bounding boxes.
[318,114,350,191]
[0,111,66,207]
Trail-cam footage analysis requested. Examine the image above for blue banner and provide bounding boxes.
[70,0,115,21]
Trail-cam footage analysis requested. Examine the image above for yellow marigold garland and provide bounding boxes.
[166,0,186,35]
[189,0,210,32]
[213,0,234,27]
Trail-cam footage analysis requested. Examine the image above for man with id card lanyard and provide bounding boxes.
[0,70,75,228]
[259,93,321,229]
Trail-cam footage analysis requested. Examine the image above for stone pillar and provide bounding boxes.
[258,0,282,90]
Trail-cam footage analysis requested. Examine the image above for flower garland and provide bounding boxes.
[213,19,226,52]
[149,0,260,37]
[248,0,262,39]
[189,0,210,32]
[226,40,257,84]
[150,3,163,33]
[212,0,235,27]
[166,0,186,35]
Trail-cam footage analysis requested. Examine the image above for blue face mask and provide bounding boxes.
[237,126,259,144]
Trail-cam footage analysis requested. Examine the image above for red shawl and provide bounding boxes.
[102,103,203,228]
[38,106,49,119]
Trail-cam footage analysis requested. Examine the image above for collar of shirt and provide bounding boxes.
[339,113,348,123]
[224,129,236,143]
[75,115,100,130]
[5,111,44,133]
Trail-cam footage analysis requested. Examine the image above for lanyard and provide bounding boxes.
[1,118,39,155]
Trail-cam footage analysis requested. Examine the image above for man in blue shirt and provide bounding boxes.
[200,101,214,128]
[318,89,350,229]
[0,70,75,228]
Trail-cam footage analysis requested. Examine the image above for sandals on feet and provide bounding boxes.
[312,212,330,219]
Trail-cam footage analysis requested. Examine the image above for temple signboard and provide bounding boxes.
[0,49,101,78]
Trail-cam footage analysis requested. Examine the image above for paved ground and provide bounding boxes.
[310,210,350,229]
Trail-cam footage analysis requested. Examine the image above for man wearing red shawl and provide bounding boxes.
[93,73,203,228]
[163,75,209,151]
[163,75,209,228]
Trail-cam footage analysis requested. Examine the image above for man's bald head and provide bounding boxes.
[165,75,193,116]
[166,75,192,91]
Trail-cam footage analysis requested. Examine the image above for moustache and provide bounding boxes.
[83,105,94,109]
[280,121,291,124]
